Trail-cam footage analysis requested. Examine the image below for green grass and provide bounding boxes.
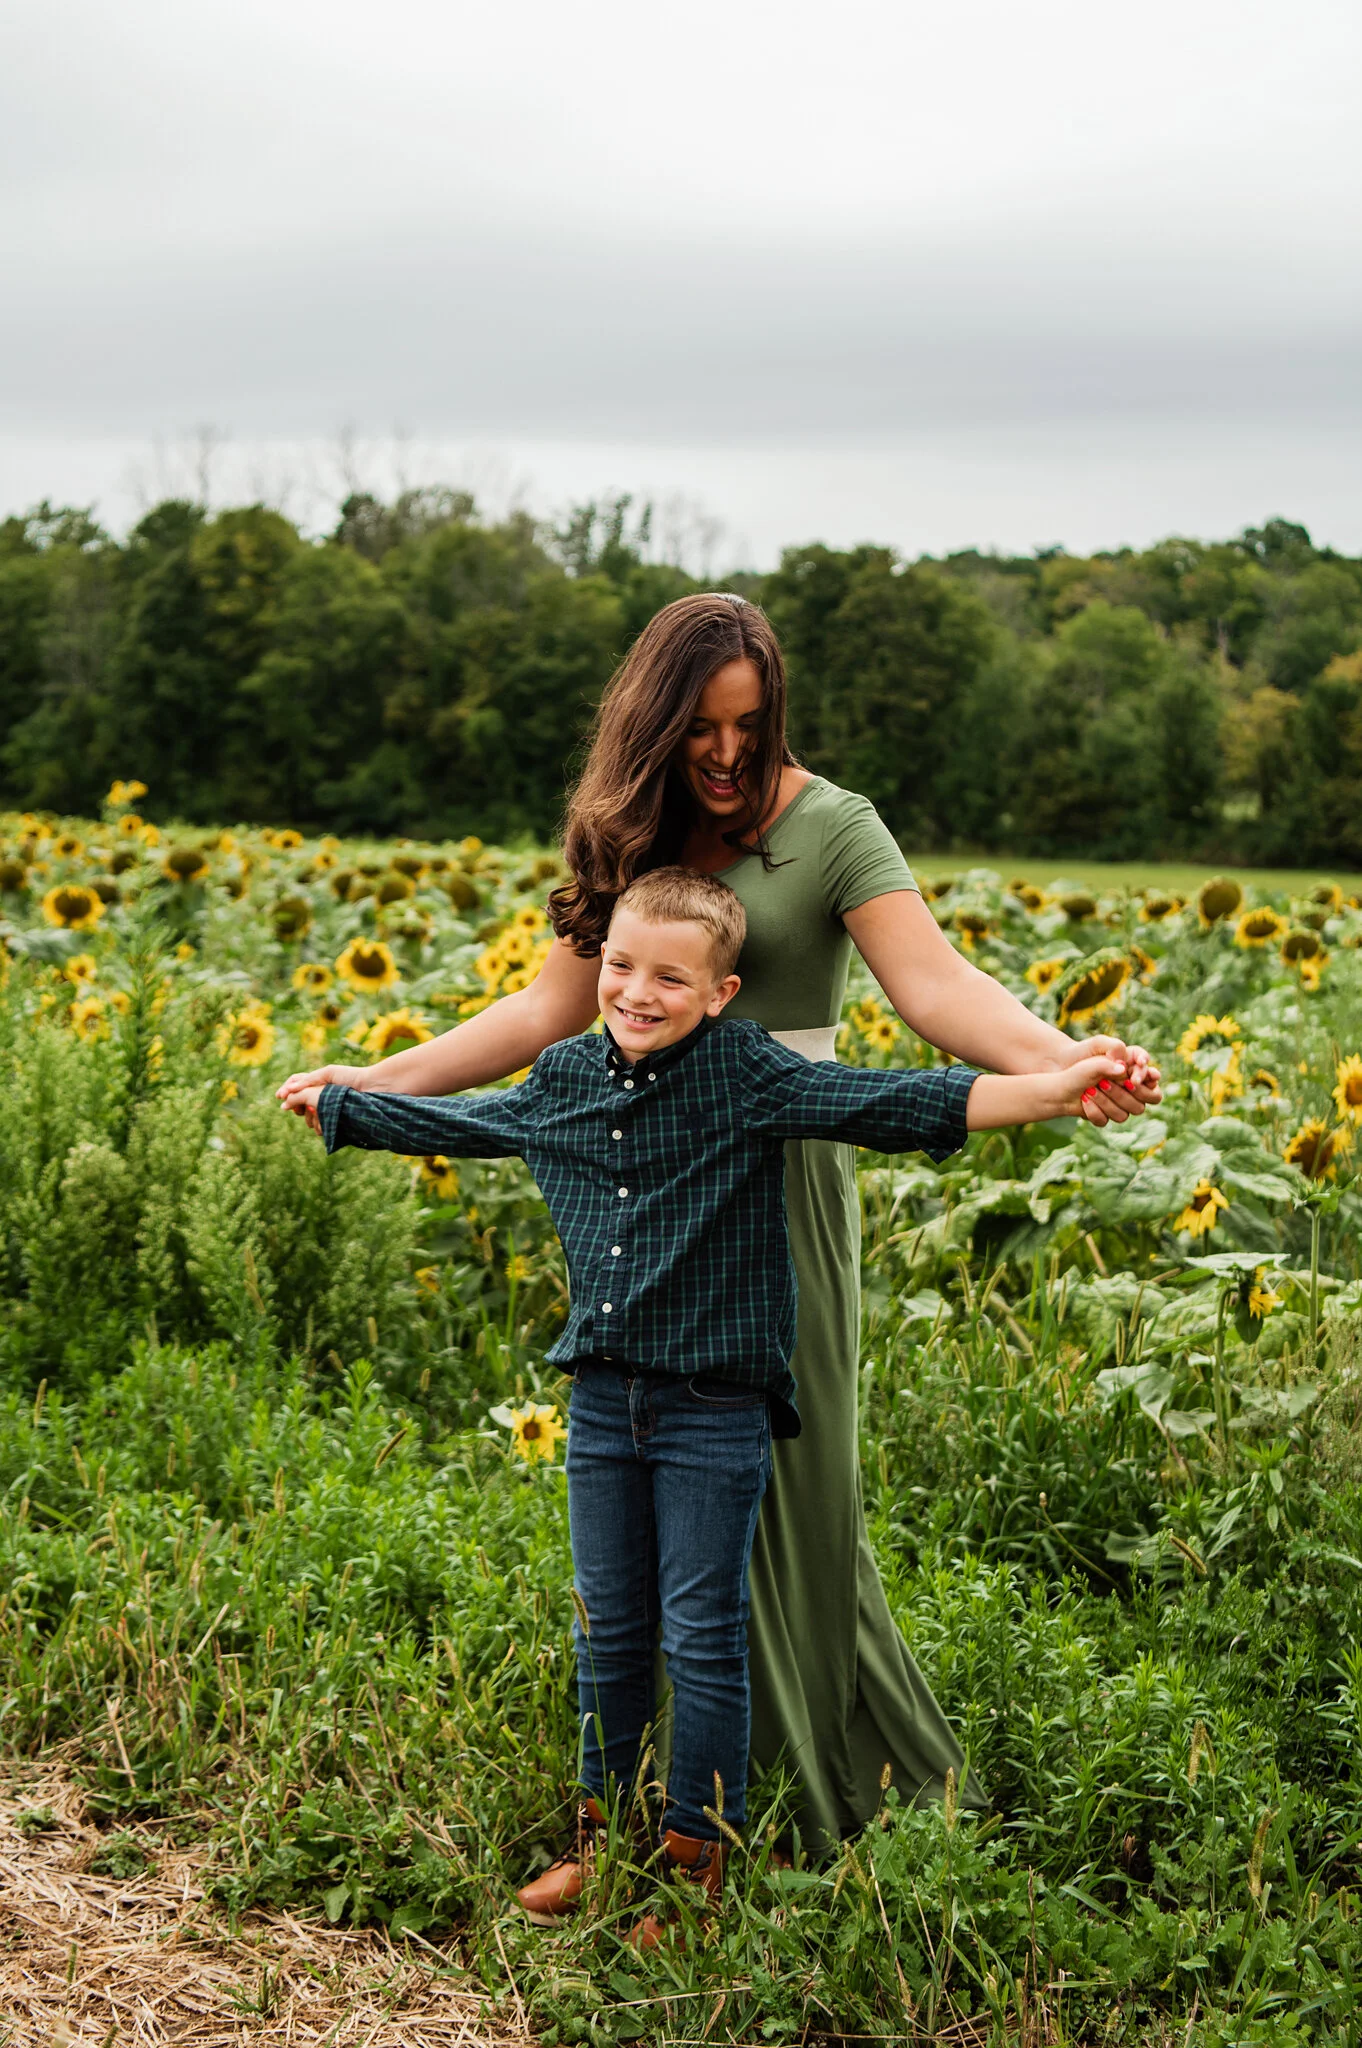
[904,853,1362,897]
[3,817,1362,2044]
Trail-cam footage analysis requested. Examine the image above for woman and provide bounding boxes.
[280,592,1159,1851]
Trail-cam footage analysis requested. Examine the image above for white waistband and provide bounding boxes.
[769,1025,839,1063]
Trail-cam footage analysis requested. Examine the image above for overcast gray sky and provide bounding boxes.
[2,0,1359,563]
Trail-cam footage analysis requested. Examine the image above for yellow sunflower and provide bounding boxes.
[1234,906,1287,948]
[1210,1046,1244,1111]
[1174,1180,1229,1237]
[507,1403,567,1465]
[954,909,994,948]
[117,813,145,838]
[864,1016,901,1052]
[475,946,506,990]
[1024,954,1065,995]
[65,953,99,985]
[1284,1117,1352,1181]
[1178,1013,1241,1061]
[217,1004,277,1067]
[513,904,549,934]
[1247,1271,1281,1320]
[336,937,399,992]
[1280,928,1322,965]
[1138,892,1183,923]
[268,828,304,851]
[459,835,484,859]
[1127,943,1157,984]
[415,1155,459,1202]
[1299,954,1327,991]
[107,779,147,806]
[52,832,84,859]
[362,1007,434,1056]
[299,1020,330,1059]
[415,1265,441,1295]
[69,994,108,1042]
[1309,882,1343,912]
[0,856,27,892]
[1248,1067,1282,1100]
[138,823,163,849]
[41,883,104,931]
[1333,1055,1362,1127]
[850,996,885,1031]
[1197,876,1243,927]
[1057,891,1098,922]
[1013,883,1051,912]
[1055,950,1131,1027]
[271,895,313,940]
[292,961,334,994]
[375,871,416,905]
[162,843,208,884]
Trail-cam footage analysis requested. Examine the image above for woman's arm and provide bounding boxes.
[843,890,1161,1123]
[277,937,600,1108]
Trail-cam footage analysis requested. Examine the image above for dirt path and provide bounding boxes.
[0,1765,531,2047]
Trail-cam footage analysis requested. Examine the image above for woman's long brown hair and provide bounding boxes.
[549,592,797,955]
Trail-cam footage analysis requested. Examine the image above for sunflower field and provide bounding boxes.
[2,792,1362,2047]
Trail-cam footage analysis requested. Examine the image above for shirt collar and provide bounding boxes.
[601,1011,716,1078]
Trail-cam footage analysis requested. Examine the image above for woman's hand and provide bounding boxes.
[277,1063,367,1111]
[1060,1034,1163,1127]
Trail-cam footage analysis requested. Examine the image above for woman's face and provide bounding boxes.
[676,657,765,821]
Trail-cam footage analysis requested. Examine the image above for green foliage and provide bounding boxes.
[2,825,1362,2039]
[3,496,1362,860]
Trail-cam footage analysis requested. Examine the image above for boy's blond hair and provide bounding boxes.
[612,866,747,979]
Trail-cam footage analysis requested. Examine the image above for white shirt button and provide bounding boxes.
[611,1244,622,1255]
[601,1302,612,1313]
[623,1079,634,1090]
[646,1072,656,1081]
[612,1129,622,1140]
[618,1187,628,1198]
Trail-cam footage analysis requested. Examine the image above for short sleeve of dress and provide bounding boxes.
[818,786,919,919]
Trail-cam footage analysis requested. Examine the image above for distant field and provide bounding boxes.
[904,852,1362,896]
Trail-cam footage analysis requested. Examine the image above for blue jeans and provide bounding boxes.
[566,1364,772,1841]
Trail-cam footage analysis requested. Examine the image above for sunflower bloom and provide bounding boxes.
[1285,1117,1352,1181]
[1234,906,1287,948]
[1210,1046,1245,1111]
[217,1004,277,1067]
[1014,884,1050,912]
[954,909,994,949]
[268,828,304,851]
[1333,1055,1362,1127]
[292,961,334,994]
[1178,1013,1241,1061]
[507,1403,567,1464]
[336,937,399,992]
[299,1020,329,1059]
[1280,928,1322,965]
[1025,958,1067,993]
[1139,892,1183,923]
[41,883,104,931]
[107,779,148,806]
[362,1007,433,1056]
[1247,1272,1280,1320]
[69,994,108,1041]
[65,953,99,985]
[1056,950,1131,1027]
[864,1016,901,1052]
[1174,1180,1229,1237]
[53,833,84,859]
[513,904,548,934]
[1298,954,1327,991]
[162,844,208,884]
[1197,876,1243,927]
[416,1155,459,1202]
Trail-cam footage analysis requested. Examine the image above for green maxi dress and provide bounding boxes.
[711,777,979,1850]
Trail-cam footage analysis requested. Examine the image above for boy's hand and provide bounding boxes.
[282,1081,326,1135]
[277,1064,366,1112]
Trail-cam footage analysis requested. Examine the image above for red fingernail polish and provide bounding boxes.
[1099,1079,1111,1090]
[1083,1089,1096,1100]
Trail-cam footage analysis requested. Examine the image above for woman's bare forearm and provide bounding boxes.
[904,955,1074,1073]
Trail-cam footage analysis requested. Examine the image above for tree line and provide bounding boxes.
[2,492,1359,863]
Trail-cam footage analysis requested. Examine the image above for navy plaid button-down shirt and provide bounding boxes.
[318,1018,976,1434]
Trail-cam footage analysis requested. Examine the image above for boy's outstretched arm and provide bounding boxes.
[745,1039,1131,1158]
[287,1076,541,1160]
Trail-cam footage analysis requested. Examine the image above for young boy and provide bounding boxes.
[286,868,1127,1938]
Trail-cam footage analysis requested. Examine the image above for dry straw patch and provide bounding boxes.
[0,1764,529,2048]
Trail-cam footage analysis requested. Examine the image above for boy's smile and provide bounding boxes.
[598,905,741,1062]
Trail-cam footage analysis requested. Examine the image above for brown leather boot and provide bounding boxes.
[630,1828,728,1950]
[515,1798,609,1925]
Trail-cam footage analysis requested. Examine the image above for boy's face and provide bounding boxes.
[599,907,740,1062]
